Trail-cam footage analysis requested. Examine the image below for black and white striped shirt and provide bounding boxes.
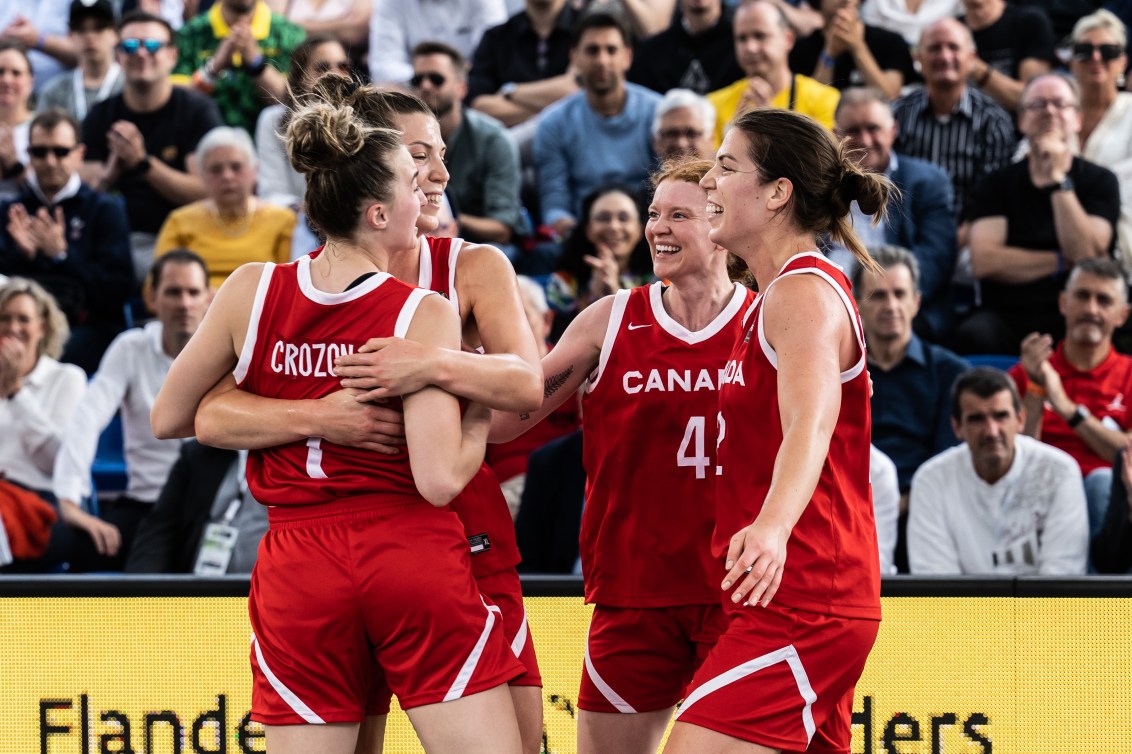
[891,86,1017,221]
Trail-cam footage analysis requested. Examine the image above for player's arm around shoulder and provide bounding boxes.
[401,292,490,506]
[450,241,543,410]
[151,263,263,440]
[489,292,612,443]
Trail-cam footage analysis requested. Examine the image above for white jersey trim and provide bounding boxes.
[233,262,275,384]
[510,608,529,658]
[415,236,465,314]
[296,254,393,304]
[755,253,866,384]
[444,597,502,702]
[446,237,463,314]
[583,625,637,713]
[251,633,326,724]
[675,643,817,745]
[586,289,631,394]
[417,235,433,287]
[649,281,749,345]
[395,287,437,339]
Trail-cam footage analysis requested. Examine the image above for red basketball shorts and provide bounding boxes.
[248,502,525,725]
[477,567,542,687]
[674,603,880,753]
[579,604,726,714]
[364,565,543,716]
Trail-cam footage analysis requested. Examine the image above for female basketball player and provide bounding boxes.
[663,109,890,754]
[151,85,524,754]
[492,159,755,754]
[180,81,545,754]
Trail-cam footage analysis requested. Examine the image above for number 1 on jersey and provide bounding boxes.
[306,437,328,479]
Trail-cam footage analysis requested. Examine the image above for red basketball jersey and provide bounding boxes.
[418,236,522,577]
[581,282,755,608]
[236,256,435,509]
[715,253,880,620]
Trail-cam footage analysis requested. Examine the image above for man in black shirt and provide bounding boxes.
[467,0,582,128]
[628,0,744,95]
[80,11,222,280]
[961,0,1056,112]
[957,73,1120,354]
[789,0,915,100]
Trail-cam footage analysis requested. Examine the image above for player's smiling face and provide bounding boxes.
[700,128,771,252]
[396,111,449,236]
[646,178,719,282]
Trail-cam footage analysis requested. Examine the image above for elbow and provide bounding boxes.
[513,372,543,413]
[193,411,225,448]
[416,471,469,508]
[151,400,192,441]
[150,410,178,441]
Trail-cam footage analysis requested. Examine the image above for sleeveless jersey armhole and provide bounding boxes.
[756,267,867,382]
[395,288,438,339]
[446,237,464,314]
[233,263,277,385]
[586,289,631,394]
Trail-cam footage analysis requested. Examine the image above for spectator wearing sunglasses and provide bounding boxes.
[1071,10,1132,277]
[411,41,524,256]
[38,1,125,124]
[175,0,304,134]
[955,73,1120,354]
[0,109,133,374]
[80,12,222,284]
[254,34,349,259]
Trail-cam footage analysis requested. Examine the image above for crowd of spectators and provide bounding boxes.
[0,0,1131,576]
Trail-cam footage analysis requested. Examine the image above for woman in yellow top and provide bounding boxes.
[155,126,295,289]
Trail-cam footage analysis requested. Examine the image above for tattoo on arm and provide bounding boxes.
[544,366,574,399]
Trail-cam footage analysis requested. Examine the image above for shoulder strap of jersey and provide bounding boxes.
[755,253,866,382]
[585,288,631,394]
[234,262,277,385]
[395,287,438,339]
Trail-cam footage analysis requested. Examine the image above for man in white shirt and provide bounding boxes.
[908,366,1090,575]
[52,249,210,565]
[368,0,507,86]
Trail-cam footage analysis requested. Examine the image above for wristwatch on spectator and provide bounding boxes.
[1067,404,1091,428]
[500,82,518,100]
[244,54,269,78]
[131,155,152,177]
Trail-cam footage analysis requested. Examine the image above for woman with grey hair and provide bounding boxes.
[1071,9,1132,273]
[154,125,296,288]
[0,278,86,499]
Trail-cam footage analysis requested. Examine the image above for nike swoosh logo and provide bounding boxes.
[628,323,652,330]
